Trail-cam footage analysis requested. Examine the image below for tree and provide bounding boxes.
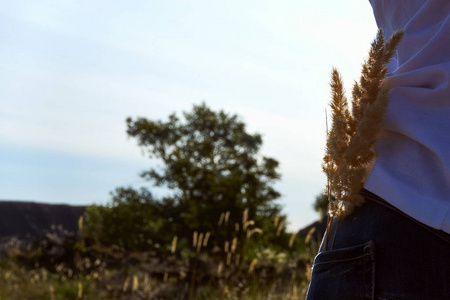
[126,103,282,246]
[82,187,170,250]
[84,103,285,252]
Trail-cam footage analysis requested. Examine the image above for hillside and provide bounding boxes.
[0,201,326,244]
[0,201,86,241]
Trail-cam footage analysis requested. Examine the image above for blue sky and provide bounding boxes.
[1,0,377,230]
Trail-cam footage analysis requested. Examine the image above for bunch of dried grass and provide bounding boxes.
[323,29,403,220]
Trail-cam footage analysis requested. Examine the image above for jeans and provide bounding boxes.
[306,189,450,300]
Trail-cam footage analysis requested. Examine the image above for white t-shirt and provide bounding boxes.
[365,0,450,233]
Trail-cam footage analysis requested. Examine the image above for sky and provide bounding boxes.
[0,0,378,231]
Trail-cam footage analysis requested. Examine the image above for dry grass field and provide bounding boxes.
[0,220,319,300]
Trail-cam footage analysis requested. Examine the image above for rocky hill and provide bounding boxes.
[0,201,86,241]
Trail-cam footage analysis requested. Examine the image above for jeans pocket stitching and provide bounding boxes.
[313,253,371,266]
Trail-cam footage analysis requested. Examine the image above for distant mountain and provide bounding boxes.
[0,201,86,241]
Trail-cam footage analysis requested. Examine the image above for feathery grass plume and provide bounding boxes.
[203,231,211,247]
[243,220,255,230]
[231,237,237,253]
[242,208,249,225]
[218,212,225,226]
[77,281,83,299]
[305,264,312,282]
[305,227,316,245]
[247,227,263,239]
[217,262,223,275]
[171,236,178,254]
[49,284,55,300]
[289,233,296,248]
[248,258,258,274]
[323,29,403,219]
[274,216,280,228]
[193,231,198,247]
[77,216,83,231]
[132,275,139,292]
[224,211,230,224]
[224,241,230,253]
[276,219,285,236]
[122,276,130,292]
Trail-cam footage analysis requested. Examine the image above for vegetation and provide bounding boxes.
[82,187,170,252]
[83,103,291,258]
[45,103,315,299]
[0,216,318,300]
[323,29,403,219]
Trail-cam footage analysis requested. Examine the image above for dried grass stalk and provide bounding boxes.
[323,29,403,219]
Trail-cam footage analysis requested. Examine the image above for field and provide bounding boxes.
[0,224,319,300]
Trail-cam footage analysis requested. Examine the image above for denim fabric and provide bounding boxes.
[306,190,450,300]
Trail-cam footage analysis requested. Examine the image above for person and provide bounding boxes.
[306,1,450,299]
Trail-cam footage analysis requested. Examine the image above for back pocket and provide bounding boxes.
[306,241,375,300]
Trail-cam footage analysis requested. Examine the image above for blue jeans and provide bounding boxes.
[306,189,450,300]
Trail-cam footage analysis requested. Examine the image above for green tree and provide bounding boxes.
[126,103,282,246]
[84,103,285,252]
[83,187,170,250]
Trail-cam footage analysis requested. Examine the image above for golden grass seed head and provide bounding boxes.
[218,212,225,226]
[289,233,296,248]
[305,227,316,244]
[276,220,285,236]
[123,276,130,292]
[193,231,198,248]
[242,208,249,225]
[77,282,83,299]
[217,262,223,275]
[203,232,210,247]
[132,275,139,292]
[78,216,84,231]
[49,284,55,300]
[231,237,237,253]
[224,241,230,253]
[248,258,258,274]
[274,216,280,227]
[171,236,178,254]
[247,228,263,239]
[224,211,230,224]
[243,220,255,231]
